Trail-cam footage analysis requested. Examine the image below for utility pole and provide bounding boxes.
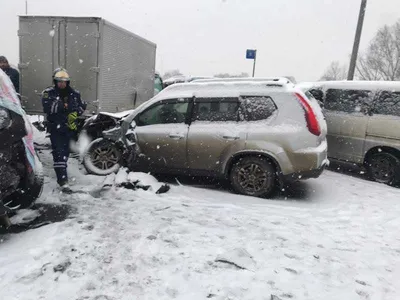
[347,0,367,80]
[252,50,257,77]
[25,0,28,15]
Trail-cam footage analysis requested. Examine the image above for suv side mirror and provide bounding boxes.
[130,120,137,129]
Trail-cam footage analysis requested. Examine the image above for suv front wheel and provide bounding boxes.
[230,156,276,198]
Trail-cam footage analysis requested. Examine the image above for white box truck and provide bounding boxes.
[18,16,156,114]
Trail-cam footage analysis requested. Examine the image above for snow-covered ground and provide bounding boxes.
[1,133,400,300]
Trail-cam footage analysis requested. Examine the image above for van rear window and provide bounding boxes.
[373,91,400,117]
[325,89,372,113]
[240,96,277,121]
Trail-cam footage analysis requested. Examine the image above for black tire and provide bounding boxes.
[7,173,44,209]
[83,138,121,176]
[366,152,400,185]
[230,156,276,198]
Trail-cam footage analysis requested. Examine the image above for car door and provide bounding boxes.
[324,88,372,163]
[187,97,246,173]
[133,98,190,172]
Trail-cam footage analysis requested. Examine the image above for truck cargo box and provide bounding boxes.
[19,16,156,114]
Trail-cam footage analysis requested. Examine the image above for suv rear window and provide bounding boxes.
[192,98,239,122]
[325,89,372,113]
[240,96,276,121]
[373,91,400,117]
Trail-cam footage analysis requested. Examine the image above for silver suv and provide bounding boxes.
[84,79,328,197]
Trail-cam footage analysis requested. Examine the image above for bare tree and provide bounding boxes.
[356,20,400,80]
[163,69,183,79]
[356,53,381,80]
[214,72,249,78]
[320,61,348,81]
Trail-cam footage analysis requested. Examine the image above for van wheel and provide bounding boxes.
[366,152,400,185]
[230,156,276,198]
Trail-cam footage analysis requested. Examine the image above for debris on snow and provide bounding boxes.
[103,169,171,194]
[355,279,368,286]
[156,184,170,194]
[10,209,41,224]
[154,206,171,211]
[215,248,256,271]
[284,268,298,274]
[53,259,71,273]
[284,253,300,260]
[280,293,294,298]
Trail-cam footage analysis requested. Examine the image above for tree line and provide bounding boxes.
[321,19,400,81]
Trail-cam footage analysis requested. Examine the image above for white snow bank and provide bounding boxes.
[1,147,400,300]
[216,248,256,271]
[10,209,41,224]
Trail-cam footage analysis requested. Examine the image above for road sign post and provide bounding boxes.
[246,49,257,77]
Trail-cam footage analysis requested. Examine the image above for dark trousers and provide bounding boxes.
[50,132,71,184]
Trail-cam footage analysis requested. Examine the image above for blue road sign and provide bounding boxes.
[246,49,256,60]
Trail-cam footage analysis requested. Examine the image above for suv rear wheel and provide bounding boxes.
[230,156,276,198]
[366,152,400,185]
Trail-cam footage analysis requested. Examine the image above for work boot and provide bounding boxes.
[58,180,73,194]
[0,213,11,229]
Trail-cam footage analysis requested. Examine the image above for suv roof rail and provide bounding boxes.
[192,77,293,84]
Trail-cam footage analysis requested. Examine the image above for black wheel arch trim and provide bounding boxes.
[224,151,282,178]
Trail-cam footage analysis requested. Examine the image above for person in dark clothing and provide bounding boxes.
[0,56,20,94]
[41,68,87,191]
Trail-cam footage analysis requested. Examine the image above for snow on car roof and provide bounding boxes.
[299,80,400,92]
[163,75,187,84]
[151,81,297,100]
[193,77,294,84]
[128,80,302,117]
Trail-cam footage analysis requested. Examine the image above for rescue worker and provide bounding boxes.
[41,68,87,192]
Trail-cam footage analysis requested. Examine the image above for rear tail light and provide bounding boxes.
[295,92,321,136]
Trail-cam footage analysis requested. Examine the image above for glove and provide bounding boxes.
[67,112,78,131]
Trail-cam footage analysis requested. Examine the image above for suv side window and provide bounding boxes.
[240,96,277,121]
[137,99,189,126]
[192,98,239,122]
[373,91,400,117]
[325,89,372,113]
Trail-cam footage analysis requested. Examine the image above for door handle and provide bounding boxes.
[223,135,240,140]
[169,133,184,140]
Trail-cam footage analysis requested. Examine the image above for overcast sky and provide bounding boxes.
[1,0,399,81]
